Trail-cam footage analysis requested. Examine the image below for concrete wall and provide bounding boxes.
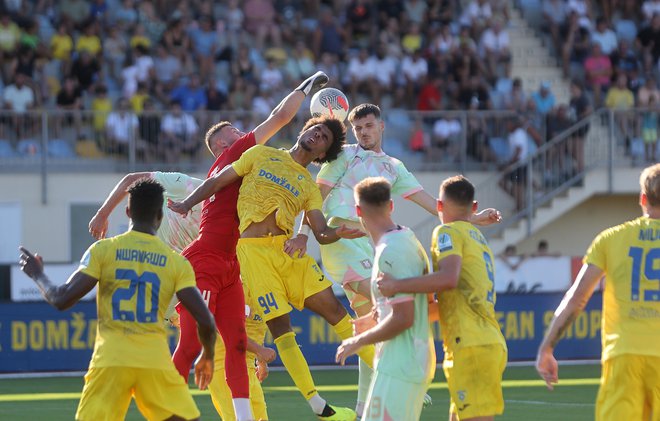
[0,169,644,264]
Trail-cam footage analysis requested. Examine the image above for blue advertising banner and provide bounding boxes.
[0,293,603,373]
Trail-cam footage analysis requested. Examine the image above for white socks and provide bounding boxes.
[308,393,327,414]
[232,398,254,421]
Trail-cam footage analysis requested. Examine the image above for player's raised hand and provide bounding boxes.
[296,71,329,96]
[88,213,109,239]
[256,360,270,383]
[256,345,277,364]
[535,349,559,391]
[284,234,308,258]
[18,246,44,279]
[376,272,397,297]
[167,198,191,217]
[472,208,502,226]
[193,353,214,390]
[336,337,362,365]
[336,224,366,239]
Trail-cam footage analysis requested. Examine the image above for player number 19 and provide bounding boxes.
[628,247,660,301]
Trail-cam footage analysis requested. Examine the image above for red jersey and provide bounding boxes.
[186,132,256,254]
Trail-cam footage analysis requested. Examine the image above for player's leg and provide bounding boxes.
[596,355,646,421]
[644,355,660,421]
[346,289,374,420]
[75,367,133,421]
[208,363,234,421]
[214,276,252,419]
[172,301,203,379]
[132,367,200,421]
[363,371,426,421]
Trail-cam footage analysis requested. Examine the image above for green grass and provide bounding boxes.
[0,364,600,420]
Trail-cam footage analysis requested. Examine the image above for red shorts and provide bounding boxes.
[183,245,240,294]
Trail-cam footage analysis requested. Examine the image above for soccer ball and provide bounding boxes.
[310,88,350,122]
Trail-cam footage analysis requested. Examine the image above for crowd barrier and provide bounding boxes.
[0,293,602,373]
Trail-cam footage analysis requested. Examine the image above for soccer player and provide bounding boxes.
[19,179,216,421]
[335,177,436,421]
[304,103,500,416]
[88,71,329,420]
[169,114,374,420]
[536,163,660,420]
[377,175,508,421]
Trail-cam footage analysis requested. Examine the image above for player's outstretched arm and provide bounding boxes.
[377,255,462,297]
[253,71,328,145]
[168,165,240,216]
[336,300,414,365]
[89,172,152,239]
[407,190,502,225]
[177,287,217,390]
[19,246,98,310]
[306,209,366,245]
[536,263,603,390]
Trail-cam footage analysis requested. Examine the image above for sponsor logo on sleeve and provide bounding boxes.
[438,233,453,252]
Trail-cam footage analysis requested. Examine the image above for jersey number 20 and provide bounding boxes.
[112,269,161,322]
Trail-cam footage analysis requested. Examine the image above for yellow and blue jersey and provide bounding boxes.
[232,145,323,236]
[79,230,196,369]
[584,216,660,361]
[432,221,506,352]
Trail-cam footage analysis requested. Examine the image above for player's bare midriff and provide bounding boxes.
[241,211,286,238]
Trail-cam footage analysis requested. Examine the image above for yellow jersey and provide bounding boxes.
[75,35,101,55]
[79,230,197,369]
[232,145,323,236]
[432,221,506,352]
[50,34,73,60]
[584,216,660,361]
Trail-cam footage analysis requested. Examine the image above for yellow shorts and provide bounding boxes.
[209,358,268,421]
[443,343,507,419]
[75,366,199,421]
[597,354,660,421]
[237,236,333,322]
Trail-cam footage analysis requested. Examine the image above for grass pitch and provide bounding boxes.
[0,364,599,420]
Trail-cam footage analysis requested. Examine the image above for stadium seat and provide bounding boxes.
[489,137,510,162]
[630,137,645,159]
[0,139,15,157]
[75,139,104,159]
[16,139,42,157]
[48,139,76,158]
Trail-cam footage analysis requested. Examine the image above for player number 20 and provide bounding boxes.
[111,269,161,323]
[257,292,279,315]
[628,247,660,301]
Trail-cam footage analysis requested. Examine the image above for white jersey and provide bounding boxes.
[151,172,203,252]
[316,144,423,221]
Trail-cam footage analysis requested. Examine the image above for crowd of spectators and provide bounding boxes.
[0,0,520,160]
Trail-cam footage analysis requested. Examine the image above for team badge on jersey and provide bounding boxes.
[360,259,373,269]
[437,232,453,252]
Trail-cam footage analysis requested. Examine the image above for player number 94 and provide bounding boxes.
[257,292,279,315]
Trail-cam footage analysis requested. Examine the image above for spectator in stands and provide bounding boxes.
[161,18,191,60]
[0,12,20,83]
[285,40,315,83]
[130,82,149,114]
[377,0,403,27]
[636,14,660,74]
[105,98,140,156]
[417,76,443,113]
[75,21,102,58]
[227,76,254,111]
[259,57,284,96]
[102,26,126,83]
[569,80,592,176]
[542,0,568,54]
[458,76,493,110]
[231,43,257,84]
[605,73,634,109]
[642,96,658,163]
[345,0,376,49]
[531,240,560,257]
[642,0,660,23]
[170,74,207,112]
[431,117,461,163]
[91,84,112,143]
[377,17,402,58]
[160,100,199,163]
[408,116,429,153]
[545,104,572,178]
[404,0,428,26]
[504,78,527,113]
[638,78,660,106]
[466,96,494,164]
[90,0,110,28]
[429,0,457,26]
[498,244,525,271]
[429,24,458,56]
[137,1,166,45]
[522,99,544,147]
[205,78,228,112]
[139,98,161,162]
[561,11,591,77]
[130,23,151,50]
[610,40,640,83]
[532,81,556,115]
[60,0,89,29]
[114,0,139,29]
[347,48,378,105]
[313,7,345,61]
[584,43,613,107]
[70,50,100,92]
[152,44,182,104]
[190,16,218,81]
[55,76,83,138]
[3,72,35,139]
[50,21,74,72]
[401,22,423,54]
[401,49,428,108]
[243,0,281,50]
[566,0,593,30]
[591,18,618,55]
[500,116,529,211]
[460,0,492,38]
[133,45,154,88]
[480,18,511,82]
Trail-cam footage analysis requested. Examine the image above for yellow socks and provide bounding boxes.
[274,332,318,400]
[332,314,375,368]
